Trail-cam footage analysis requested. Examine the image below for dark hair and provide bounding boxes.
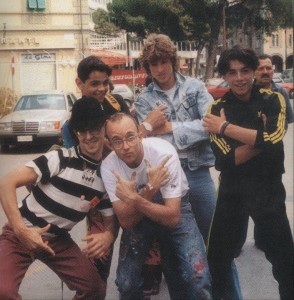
[77,55,112,82]
[105,112,139,139]
[217,46,258,76]
[139,34,179,76]
[258,54,273,63]
[68,96,107,142]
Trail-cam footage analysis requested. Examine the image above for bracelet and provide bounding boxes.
[218,121,227,134]
[220,121,230,137]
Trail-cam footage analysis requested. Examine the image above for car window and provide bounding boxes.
[219,81,229,88]
[113,86,127,93]
[14,94,66,111]
[67,95,74,110]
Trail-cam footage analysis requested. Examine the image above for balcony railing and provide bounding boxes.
[88,33,199,59]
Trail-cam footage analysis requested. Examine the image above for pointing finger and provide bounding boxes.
[38,224,51,234]
[112,171,121,181]
[159,155,171,167]
[131,171,137,182]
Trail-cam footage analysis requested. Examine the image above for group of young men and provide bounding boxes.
[0,33,293,300]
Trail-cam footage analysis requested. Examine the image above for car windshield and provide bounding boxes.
[14,95,66,111]
[113,86,128,93]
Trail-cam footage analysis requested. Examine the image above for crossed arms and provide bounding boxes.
[102,156,181,230]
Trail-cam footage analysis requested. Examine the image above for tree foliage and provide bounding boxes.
[92,8,120,36]
[106,0,292,78]
[108,0,185,40]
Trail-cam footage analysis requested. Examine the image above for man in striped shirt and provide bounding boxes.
[0,97,118,300]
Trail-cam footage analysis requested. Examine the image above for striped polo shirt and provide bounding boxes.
[20,146,113,236]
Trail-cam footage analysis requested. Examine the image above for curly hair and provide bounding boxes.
[139,34,179,75]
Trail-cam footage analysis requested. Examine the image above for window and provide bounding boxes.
[289,34,293,47]
[272,34,279,47]
[28,0,46,10]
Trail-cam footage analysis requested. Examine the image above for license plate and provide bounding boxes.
[17,135,33,142]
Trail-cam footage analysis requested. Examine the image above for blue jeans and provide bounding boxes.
[116,194,212,300]
[180,162,216,244]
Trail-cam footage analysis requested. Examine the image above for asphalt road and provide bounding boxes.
[0,123,293,300]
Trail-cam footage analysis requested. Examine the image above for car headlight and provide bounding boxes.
[0,122,12,131]
[39,121,61,131]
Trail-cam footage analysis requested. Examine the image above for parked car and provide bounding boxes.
[112,84,134,101]
[0,90,77,152]
[207,81,230,99]
[281,68,293,83]
[273,72,283,83]
[279,82,294,99]
[112,83,136,116]
[205,77,224,88]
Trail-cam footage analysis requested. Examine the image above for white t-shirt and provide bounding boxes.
[101,137,189,203]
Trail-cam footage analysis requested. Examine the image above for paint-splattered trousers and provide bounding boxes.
[0,224,106,300]
[115,194,212,300]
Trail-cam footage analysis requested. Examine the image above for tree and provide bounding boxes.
[92,8,120,36]
[107,0,292,79]
[108,0,185,39]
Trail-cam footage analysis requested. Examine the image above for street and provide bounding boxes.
[0,124,293,300]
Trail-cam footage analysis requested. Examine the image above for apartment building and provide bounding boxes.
[227,26,293,73]
[0,0,90,95]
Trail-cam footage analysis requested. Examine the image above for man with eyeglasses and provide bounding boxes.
[0,97,118,299]
[101,112,212,300]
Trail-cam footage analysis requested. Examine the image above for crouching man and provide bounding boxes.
[101,113,212,300]
[0,97,118,300]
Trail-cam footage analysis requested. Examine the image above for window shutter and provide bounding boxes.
[37,0,46,9]
[28,0,37,9]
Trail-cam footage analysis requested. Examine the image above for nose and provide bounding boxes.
[236,71,243,80]
[122,139,130,149]
[84,131,93,139]
[97,83,106,91]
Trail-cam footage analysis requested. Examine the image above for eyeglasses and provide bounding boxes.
[110,134,138,149]
[76,128,103,138]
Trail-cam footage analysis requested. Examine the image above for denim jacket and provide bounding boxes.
[135,73,215,170]
[271,81,293,123]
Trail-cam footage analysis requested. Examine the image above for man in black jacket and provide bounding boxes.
[203,46,293,300]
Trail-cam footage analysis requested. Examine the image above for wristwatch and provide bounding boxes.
[142,121,153,132]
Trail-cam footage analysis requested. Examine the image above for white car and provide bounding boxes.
[0,90,77,152]
[112,84,136,116]
[112,84,134,101]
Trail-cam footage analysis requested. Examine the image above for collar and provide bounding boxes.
[75,146,102,168]
[152,72,185,93]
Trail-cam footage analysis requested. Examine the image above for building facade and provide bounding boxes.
[0,0,90,96]
[227,26,293,73]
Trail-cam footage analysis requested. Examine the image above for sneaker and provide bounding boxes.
[143,283,160,299]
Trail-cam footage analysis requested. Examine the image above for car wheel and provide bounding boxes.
[0,144,10,153]
[289,89,294,99]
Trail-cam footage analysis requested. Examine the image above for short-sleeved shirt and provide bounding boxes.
[101,137,189,204]
[21,146,113,236]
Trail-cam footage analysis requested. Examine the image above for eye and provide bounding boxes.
[127,135,136,142]
[112,139,122,146]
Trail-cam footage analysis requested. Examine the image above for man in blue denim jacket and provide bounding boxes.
[135,34,216,246]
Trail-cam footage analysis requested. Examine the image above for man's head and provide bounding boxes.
[218,46,258,101]
[139,34,178,89]
[75,56,112,103]
[68,96,107,159]
[105,113,143,168]
[255,54,274,88]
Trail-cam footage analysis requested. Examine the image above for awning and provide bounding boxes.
[88,49,129,66]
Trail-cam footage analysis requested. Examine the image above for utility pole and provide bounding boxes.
[222,2,227,50]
